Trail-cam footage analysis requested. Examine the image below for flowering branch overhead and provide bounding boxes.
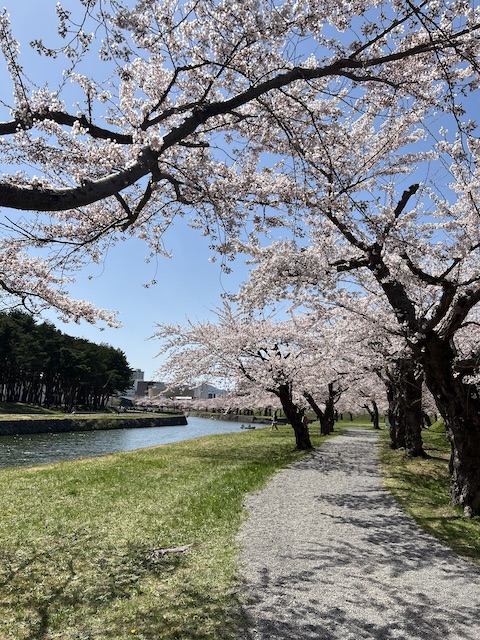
[0,0,478,323]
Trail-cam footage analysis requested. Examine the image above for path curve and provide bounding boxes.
[237,429,480,639]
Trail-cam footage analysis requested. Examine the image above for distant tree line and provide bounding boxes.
[0,311,132,410]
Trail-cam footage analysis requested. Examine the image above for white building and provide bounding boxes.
[192,382,226,400]
[123,369,146,399]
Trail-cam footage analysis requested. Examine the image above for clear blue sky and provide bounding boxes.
[44,222,248,381]
[0,1,250,380]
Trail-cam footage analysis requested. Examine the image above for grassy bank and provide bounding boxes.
[5,416,475,640]
[0,402,177,420]
[379,421,480,566]
[0,402,186,435]
[0,402,59,415]
[0,424,332,640]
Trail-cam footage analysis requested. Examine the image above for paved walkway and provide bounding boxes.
[237,429,480,639]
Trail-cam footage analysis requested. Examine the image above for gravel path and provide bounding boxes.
[237,429,480,640]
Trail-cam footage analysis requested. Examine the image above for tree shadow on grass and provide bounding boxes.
[420,450,448,459]
[1,540,123,638]
[0,548,79,640]
[0,534,246,640]
[114,577,245,640]
[0,535,196,639]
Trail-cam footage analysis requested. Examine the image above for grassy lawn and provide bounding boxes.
[0,402,60,416]
[0,403,127,416]
[4,414,476,640]
[0,424,332,640]
[379,421,480,567]
[0,403,178,421]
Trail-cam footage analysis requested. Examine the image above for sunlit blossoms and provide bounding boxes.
[1,1,480,510]
[0,0,477,318]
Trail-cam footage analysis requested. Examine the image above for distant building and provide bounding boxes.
[132,369,144,382]
[123,369,147,399]
[136,380,167,398]
[123,370,225,401]
[147,382,168,398]
[192,382,226,400]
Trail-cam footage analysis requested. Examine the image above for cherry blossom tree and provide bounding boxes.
[291,313,360,434]
[0,1,479,510]
[237,124,480,512]
[351,309,427,456]
[220,384,282,418]
[242,267,430,452]
[154,304,314,448]
[0,1,478,321]
[154,302,393,445]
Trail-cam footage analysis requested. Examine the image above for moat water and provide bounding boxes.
[0,416,262,469]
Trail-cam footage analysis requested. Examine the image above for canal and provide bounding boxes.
[0,416,265,469]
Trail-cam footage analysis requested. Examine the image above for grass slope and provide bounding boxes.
[0,425,332,640]
[379,421,480,567]
[3,416,476,640]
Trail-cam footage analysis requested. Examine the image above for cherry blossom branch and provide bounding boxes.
[0,29,477,213]
[0,111,133,144]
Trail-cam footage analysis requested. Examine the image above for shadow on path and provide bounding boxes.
[238,430,480,640]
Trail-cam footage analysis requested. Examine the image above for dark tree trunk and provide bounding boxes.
[319,414,330,436]
[372,401,380,429]
[304,385,335,436]
[364,401,380,429]
[385,370,405,450]
[422,412,432,428]
[403,363,427,458]
[303,391,323,433]
[279,384,312,450]
[384,358,426,456]
[322,383,336,434]
[422,333,480,516]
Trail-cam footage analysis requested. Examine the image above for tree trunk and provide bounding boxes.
[279,384,312,450]
[364,401,380,429]
[303,391,324,434]
[304,386,335,435]
[384,358,426,456]
[422,412,432,428]
[385,370,405,449]
[323,383,336,434]
[319,414,330,436]
[403,362,427,458]
[422,333,480,516]
[372,401,379,429]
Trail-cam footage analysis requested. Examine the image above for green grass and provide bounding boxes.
[0,424,332,640]
[0,402,59,416]
[8,413,471,640]
[0,404,178,422]
[379,421,480,567]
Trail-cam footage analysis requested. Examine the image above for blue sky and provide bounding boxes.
[3,2,469,380]
[0,1,250,380]
[44,221,248,380]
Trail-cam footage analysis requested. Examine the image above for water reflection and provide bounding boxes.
[0,416,262,469]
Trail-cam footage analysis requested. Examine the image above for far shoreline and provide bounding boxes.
[0,413,188,436]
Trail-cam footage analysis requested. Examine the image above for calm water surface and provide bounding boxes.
[0,416,261,469]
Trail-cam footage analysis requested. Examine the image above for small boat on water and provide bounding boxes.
[240,424,256,430]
